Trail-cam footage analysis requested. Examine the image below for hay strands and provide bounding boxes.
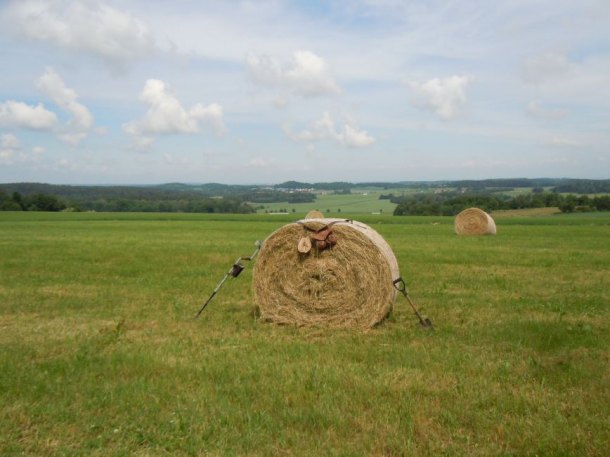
[392,277,433,329]
[195,240,263,319]
[254,218,400,329]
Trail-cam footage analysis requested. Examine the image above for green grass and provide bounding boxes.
[1,211,609,456]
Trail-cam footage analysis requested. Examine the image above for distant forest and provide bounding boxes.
[274,178,610,194]
[391,191,610,216]
[0,178,609,213]
[0,183,255,213]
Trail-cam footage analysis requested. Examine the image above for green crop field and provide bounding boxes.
[1,211,609,456]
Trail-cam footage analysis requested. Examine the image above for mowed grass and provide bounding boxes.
[0,211,608,456]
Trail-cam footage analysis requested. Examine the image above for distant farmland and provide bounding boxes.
[256,188,401,214]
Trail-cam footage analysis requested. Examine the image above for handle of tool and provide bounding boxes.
[393,277,433,328]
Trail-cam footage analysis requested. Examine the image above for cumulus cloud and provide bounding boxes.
[407,75,471,120]
[0,100,58,130]
[0,133,20,164]
[2,0,155,70]
[35,67,94,145]
[123,79,226,148]
[522,52,573,84]
[286,112,375,148]
[340,124,376,148]
[0,148,14,165]
[1,133,46,165]
[38,67,93,130]
[246,50,341,97]
[526,100,568,120]
[0,68,93,146]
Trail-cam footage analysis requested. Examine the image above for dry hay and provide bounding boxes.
[305,210,324,219]
[253,218,400,329]
[454,207,497,235]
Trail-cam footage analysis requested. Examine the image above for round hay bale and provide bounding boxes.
[305,210,324,219]
[454,207,497,235]
[253,218,399,329]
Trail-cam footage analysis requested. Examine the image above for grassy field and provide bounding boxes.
[1,211,609,456]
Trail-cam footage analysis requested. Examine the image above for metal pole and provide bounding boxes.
[194,240,262,319]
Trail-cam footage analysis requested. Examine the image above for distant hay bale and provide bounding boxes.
[253,218,399,329]
[305,210,324,219]
[454,207,497,235]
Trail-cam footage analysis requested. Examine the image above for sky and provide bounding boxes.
[0,0,609,185]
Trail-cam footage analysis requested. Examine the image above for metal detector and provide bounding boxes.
[195,240,263,318]
[393,277,433,329]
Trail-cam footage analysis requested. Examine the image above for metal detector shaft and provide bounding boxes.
[393,277,433,329]
[195,241,262,318]
[194,272,230,318]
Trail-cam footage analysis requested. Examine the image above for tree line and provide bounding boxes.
[276,178,610,193]
[0,191,67,211]
[0,182,316,212]
[0,190,255,213]
[392,191,610,216]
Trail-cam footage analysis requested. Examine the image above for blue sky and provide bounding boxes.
[0,0,609,184]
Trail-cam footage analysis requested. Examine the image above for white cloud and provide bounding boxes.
[526,100,568,120]
[1,132,20,149]
[0,69,93,146]
[123,79,226,147]
[130,136,155,151]
[522,52,573,84]
[36,67,94,145]
[37,67,93,130]
[407,75,471,120]
[0,100,58,130]
[246,50,341,97]
[0,148,14,164]
[1,133,47,165]
[1,132,20,164]
[340,124,376,148]
[286,112,375,148]
[3,0,155,70]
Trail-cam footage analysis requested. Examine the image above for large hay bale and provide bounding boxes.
[253,218,399,329]
[454,207,497,235]
[305,210,324,219]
